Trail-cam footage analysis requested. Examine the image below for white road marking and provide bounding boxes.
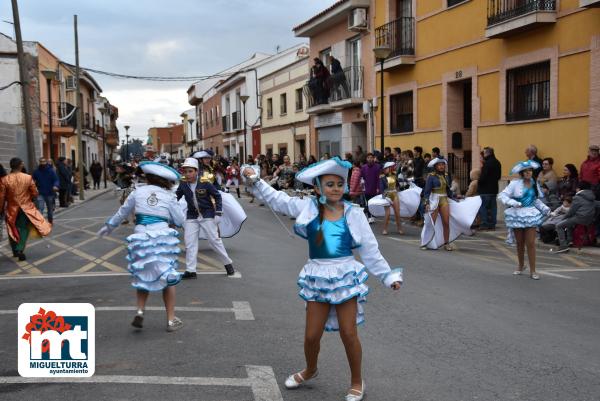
[539,271,576,279]
[0,301,254,320]
[0,365,283,401]
[0,271,238,280]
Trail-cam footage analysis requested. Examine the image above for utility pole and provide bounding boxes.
[11,0,36,172]
[74,15,84,200]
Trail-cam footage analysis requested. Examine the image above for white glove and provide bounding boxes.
[213,215,221,225]
[97,224,113,237]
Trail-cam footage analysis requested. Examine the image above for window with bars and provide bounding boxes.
[390,91,413,133]
[280,93,287,115]
[295,88,303,111]
[506,61,550,122]
[266,98,273,118]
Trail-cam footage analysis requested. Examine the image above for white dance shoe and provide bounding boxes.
[284,369,318,389]
[345,381,365,401]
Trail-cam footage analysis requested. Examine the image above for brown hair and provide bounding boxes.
[315,202,325,246]
[145,173,174,190]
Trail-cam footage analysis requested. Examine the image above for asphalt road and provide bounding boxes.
[0,191,599,401]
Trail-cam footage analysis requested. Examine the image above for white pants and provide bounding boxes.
[225,178,239,188]
[184,218,232,272]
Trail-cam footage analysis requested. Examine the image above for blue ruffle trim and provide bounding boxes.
[299,288,369,305]
[298,270,369,293]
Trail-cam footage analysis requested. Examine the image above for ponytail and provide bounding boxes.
[316,202,325,246]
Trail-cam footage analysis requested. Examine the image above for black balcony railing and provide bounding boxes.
[303,65,364,109]
[222,115,229,132]
[374,17,415,59]
[43,102,77,128]
[232,111,241,131]
[487,0,556,26]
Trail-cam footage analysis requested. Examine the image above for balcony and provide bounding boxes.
[486,0,557,38]
[374,17,415,71]
[303,66,364,115]
[580,0,600,7]
[42,102,77,137]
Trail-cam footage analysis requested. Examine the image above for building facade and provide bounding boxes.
[294,0,375,159]
[373,0,600,180]
[259,55,310,161]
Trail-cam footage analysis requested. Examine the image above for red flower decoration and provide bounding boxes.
[22,307,72,353]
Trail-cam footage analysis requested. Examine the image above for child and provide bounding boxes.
[540,196,571,244]
[225,159,241,198]
[176,158,235,277]
[98,162,185,332]
[243,158,402,401]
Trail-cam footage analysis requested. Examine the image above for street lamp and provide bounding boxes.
[41,70,57,162]
[124,125,130,161]
[169,128,173,159]
[373,45,392,154]
[188,118,195,153]
[98,105,107,188]
[240,94,249,161]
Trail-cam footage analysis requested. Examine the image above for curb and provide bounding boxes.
[53,188,113,218]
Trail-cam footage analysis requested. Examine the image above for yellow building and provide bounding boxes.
[374,0,600,179]
[259,56,310,161]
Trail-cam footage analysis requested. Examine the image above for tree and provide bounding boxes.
[119,138,144,160]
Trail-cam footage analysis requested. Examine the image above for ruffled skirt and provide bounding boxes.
[504,206,546,228]
[298,256,369,332]
[126,222,182,291]
[367,184,422,218]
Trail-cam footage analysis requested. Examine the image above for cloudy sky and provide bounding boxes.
[0,0,337,140]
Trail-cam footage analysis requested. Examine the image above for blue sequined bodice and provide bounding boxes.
[517,184,536,207]
[307,215,353,259]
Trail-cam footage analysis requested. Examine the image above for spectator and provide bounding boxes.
[525,145,543,178]
[298,154,308,169]
[393,147,402,161]
[477,147,502,230]
[271,153,283,169]
[308,155,317,165]
[413,146,425,187]
[329,55,350,99]
[554,181,597,253]
[580,144,600,198]
[321,152,331,161]
[383,147,394,163]
[32,157,59,224]
[538,157,559,209]
[56,157,72,207]
[273,155,295,190]
[90,161,103,189]
[355,145,366,164]
[309,58,330,105]
[465,169,480,197]
[558,164,579,201]
[225,159,241,198]
[348,160,364,206]
[539,196,572,244]
[423,153,434,175]
[360,153,381,223]
[432,147,442,159]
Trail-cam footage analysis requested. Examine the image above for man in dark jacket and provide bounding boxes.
[477,147,502,230]
[555,181,598,253]
[329,55,350,99]
[32,158,59,223]
[177,158,235,278]
[56,157,72,207]
[413,146,425,187]
[360,153,381,223]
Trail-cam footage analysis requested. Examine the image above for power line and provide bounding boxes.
[0,81,21,91]
[60,62,232,82]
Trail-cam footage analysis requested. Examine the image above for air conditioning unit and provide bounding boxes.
[65,76,76,90]
[348,8,368,31]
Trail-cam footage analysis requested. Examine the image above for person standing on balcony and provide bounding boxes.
[310,58,330,105]
[329,55,350,99]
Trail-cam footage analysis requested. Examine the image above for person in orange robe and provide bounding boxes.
[0,158,52,261]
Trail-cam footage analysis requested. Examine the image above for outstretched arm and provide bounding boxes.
[106,191,136,228]
[243,168,309,218]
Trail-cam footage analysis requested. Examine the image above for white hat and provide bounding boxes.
[510,160,540,175]
[295,157,352,186]
[383,161,396,170]
[181,157,199,170]
[427,158,447,168]
[192,150,211,159]
[140,161,181,182]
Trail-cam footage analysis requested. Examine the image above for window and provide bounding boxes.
[390,91,413,133]
[280,93,287,115]
[347,36,361,67]
[267,98,273,118]
[295,88,303,111]
[320,48,331,68]
[506,61,550,122]
[447,0,467,7]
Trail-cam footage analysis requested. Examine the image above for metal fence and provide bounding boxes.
[487,0,556,26]
[374,17,415,59]
[303,65,364,108]
[448,153,472,194]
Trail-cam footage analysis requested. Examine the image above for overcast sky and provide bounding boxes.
[0,0,337,140]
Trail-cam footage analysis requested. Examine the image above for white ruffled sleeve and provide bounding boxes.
[250,179,311,218]
[168,193,186,227]
[498,181,520,207]
[106,191,136,227]
[352,208,403,288]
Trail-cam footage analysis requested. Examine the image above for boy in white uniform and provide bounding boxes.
[176,158,235,278]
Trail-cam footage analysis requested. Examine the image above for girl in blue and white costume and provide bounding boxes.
[498,160,550,280]
[97,162,186,331]
[243,157,402,401]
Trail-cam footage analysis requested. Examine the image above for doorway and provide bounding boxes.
[446,78,473,192]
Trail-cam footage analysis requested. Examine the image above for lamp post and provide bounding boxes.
[169,128,173,159]
[188,118,195,153]
[41,70,57,162]
[373,45,392,154]
[124,125,130,161]
[240,94,249,161]
[98,105,107,188]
